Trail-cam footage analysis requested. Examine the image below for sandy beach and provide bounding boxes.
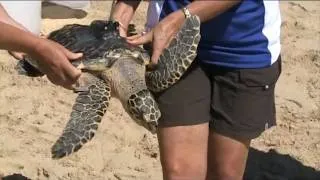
[0,1,319,180]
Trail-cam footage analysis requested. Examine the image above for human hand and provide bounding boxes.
[126,11,185,67]
[28,38,83,89]
[9,51,25,60]
[109,0,141,37]
[118,22,128,37]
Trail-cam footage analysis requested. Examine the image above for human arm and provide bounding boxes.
[184,0,241,23]
[109,0,141,37]
[0,21,82,89]
[0,4,32,59]
[127,1,241,65]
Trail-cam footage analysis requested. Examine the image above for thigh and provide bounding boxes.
[155,61,211,180]
[207,131,250,180]
[158,124,209,180]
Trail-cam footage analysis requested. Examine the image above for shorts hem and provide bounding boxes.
[210,123,277,140]
[158,118,210,128]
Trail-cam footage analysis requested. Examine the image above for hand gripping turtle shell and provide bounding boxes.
[16,12,201,159]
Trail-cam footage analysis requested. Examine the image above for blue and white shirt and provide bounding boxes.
[145,0,281,68]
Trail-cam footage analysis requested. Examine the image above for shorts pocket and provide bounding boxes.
[239,58,282,88]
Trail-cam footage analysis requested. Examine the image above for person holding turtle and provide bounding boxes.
[0,4,82,89]
[111,1,282,180]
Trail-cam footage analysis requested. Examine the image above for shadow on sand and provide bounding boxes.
[41,2,88,19]
[244,148,320,180]
[0,173,31,180]
[1,148,319,180]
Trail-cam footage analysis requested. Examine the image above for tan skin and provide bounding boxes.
[0,5,82,89]
[0,4,28,60]
[113,1,249,180]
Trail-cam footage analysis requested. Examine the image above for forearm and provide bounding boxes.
[110,0,141,29]
[0,22,39,53]
[164,0,241,30]
[186,0,241,23]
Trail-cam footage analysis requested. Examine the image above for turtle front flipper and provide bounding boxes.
[145,14,201,92]
[51,73,111,159]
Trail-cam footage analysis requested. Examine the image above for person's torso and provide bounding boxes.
[145,0,281,68]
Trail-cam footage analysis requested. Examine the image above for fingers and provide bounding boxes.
[51,66,81,90]
[68,52,83,60]
[126,31,160,67]
[49,50,82,89]
[9,51,25,60]
[31,39,82,90]
[151,33,175,66]
[62,62,82,82]
[126,30,163,66]
[126,34,142,41]
[62,47,83,60]
[53,41,83,60]
[127,31,153,46]
[46,73,75,90]
[150,43,163,66]
[61,48,82,82]
[48,69,81,90]
[61,84,76,90]
[62,68,81,90]
[150,34,173,66]
[119,29,127,38]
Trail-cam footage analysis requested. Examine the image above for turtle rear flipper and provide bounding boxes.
[51,73,111,159]
[145,15,201,92]
[15,59,44,77]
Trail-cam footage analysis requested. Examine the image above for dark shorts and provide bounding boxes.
[154,56,282,140]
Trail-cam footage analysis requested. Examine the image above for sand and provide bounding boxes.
[0,1,319,180]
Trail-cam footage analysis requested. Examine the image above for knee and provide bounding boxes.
[161,159,207,180]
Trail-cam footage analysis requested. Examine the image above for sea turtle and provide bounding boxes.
[16,13,201,159]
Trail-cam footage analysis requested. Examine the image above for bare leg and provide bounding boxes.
[206,132,250,180]
[158,123,209,180]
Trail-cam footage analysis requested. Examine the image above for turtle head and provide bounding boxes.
[127,89,161,134]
